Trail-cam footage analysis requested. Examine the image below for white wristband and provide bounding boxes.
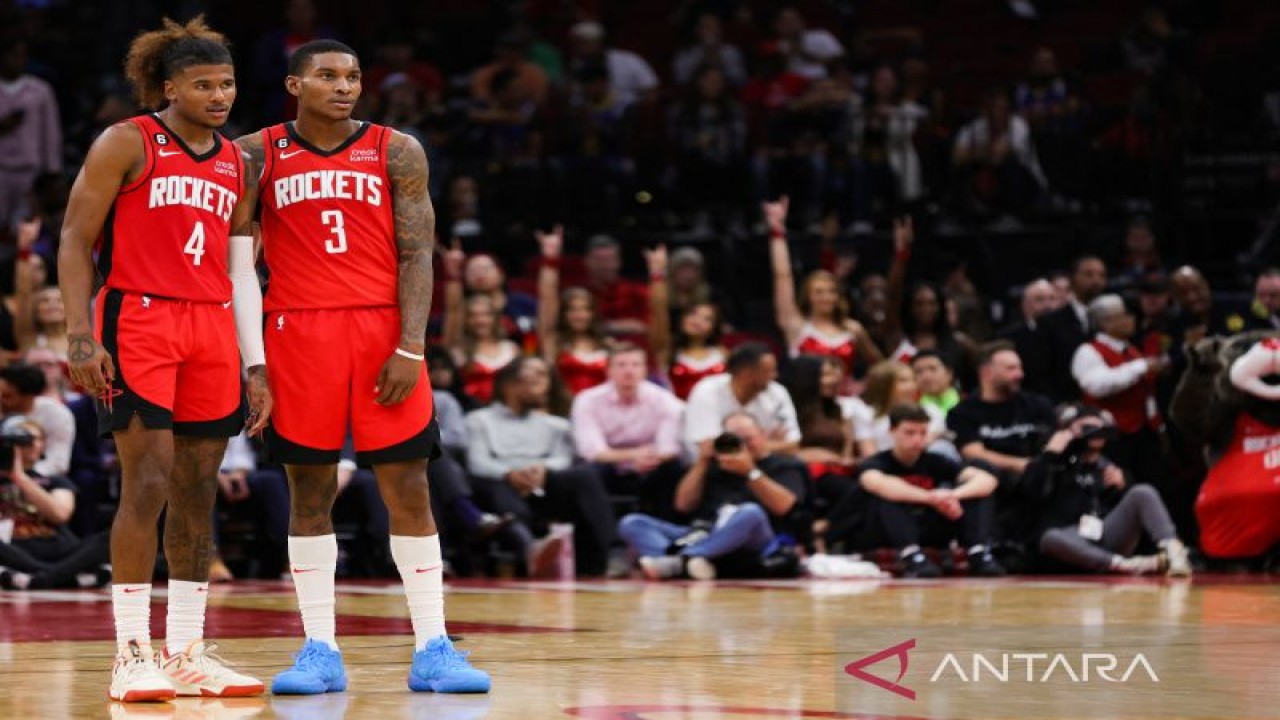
[395,347,426,362]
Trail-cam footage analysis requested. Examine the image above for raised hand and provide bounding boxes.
[536,224,564,259]
[644,244,668,278]
[442,238,465,279]
[893,216,914,255]
[762,196,789,234]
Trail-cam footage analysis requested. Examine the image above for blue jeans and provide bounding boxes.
[618,504,775,559]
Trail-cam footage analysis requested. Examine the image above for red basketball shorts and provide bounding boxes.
[95,288,244,437]
[263,306,438,465]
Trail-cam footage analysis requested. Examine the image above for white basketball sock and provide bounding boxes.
[166,579,208,654]
[288,535,338,651]
[390,534,447,651]
[113,583,152,654]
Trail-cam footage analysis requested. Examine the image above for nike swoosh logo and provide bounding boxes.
[157,149,181,157]
[415,565,442,574]
[279,149,305,159]
[122,587,147,593]
[292,567,318,574]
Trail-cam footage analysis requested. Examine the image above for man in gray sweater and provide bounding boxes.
[466,357,615,576]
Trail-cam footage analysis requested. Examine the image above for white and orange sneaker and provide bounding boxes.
[159,641,265,697]
[110,640,176,703]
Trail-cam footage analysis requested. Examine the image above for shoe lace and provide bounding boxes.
[187,643,241,678]
[293,643,333,672]
[428,642,473,670]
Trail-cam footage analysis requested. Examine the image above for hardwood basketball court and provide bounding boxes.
[1,575,1276,719]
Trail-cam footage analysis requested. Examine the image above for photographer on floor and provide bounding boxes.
[0,417,110,590]
[618,411,809,581]
[1025,403,1191,576]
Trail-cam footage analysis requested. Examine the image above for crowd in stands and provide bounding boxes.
[3,0,1280,584]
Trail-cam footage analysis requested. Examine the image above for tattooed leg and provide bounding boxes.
[166,436,227,581]
[285,464,339,537]
[111,416,174,584]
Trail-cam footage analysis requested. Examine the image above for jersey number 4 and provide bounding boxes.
[321,210,348,254]
[184,222,206,266]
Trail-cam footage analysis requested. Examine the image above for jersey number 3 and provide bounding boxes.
[321,210,348,254]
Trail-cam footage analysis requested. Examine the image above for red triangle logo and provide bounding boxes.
[844,638,916,700]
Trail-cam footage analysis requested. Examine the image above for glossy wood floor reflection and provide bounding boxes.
[1,574,1278,719]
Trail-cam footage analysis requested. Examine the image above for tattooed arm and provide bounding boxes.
[376,130,435,405]
[231,132,271,435]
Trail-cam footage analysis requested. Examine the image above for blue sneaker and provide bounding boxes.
[408,637,491,693]
[271,640,348,695]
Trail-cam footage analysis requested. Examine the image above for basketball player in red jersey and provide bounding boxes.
[237,40,489,694]
[57,18,269,702]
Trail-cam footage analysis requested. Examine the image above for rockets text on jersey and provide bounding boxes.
[98,114,242,303]
[256,121,398,311]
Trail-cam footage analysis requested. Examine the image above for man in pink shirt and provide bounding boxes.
[571,343,686,517]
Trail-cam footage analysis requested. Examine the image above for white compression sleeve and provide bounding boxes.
[229,235,266,367]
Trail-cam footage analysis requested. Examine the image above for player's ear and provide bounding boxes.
[284,75,301,98]
[163,78,178,104]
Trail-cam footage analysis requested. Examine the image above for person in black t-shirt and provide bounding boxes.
[846,404,1005,578]
[618,411,809,581]
[947,341,1055,551]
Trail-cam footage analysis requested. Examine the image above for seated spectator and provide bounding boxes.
[772,6,844,80]
[1025,404,1191,576]
[849,360,951,458]
[619,411,808,580]
[537,227,611,394]
[911,351,961,417]
[1112,215,1164,290]
[0,363,73,477]
[1071,294,1168,486]
[838,404,1005,578]
[580,234,651,339]
[566,21,658,108]
[466,357,616,577]
[947,341,1056,547]
[571,343,685,517]
[0,418,110,590]
[470,29,550,108]
[431,386,512,547]
[997,278,1057,398]
[211,432,289,581]
[685,342,802,455]
[766,197,883,384]
[950,88,1047,221]
[441,243,521,404]
[672,12,748,87]
[1240,268,1280,332]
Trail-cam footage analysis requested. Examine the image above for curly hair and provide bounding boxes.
[123,16,233,110]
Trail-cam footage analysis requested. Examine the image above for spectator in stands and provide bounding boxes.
[849,360,951,458]
[536,228,611,395]
[1113,215,1164,290]
[1014,47,1072,126]
[685,342,801,455]
[211,432,289,581]
[571,342,685,516]
[250,0,338,123]
[466,357,616,577]
[442,242,521,404]
[1026,403,1191,576]
[658,246,736,332]
[1167,265,1238,356]
[1135,272,1174,359]
[649,249,729,401]
[784,354,857,472]
[845,65,929,224]
[772,6,844,80]
[1040,255,1108,401]
[947,341,1056,547]
[363,33,444,115]
[911,351,961,417]
[767,197,883,383]
[373,73,429,144]
[561,61,638,232]
[429,386,513,550]
[1071,294,1168,487]
[843,404,1005,578]
[947,341,1054,480]
[0,36,62,232]
[445,175,484,241]
[668,65,748,231]
[672,12,748,88]
[0,363,72,477]
[12,237,67,359]
[1047,270,1071,311]
[999,278,1057,398]
[470,30,550,108]
[463,253,538,346]
[22,346,69,402]
[1241,268,1280,332]
[0,417,109,590]
[619,411,808,580]
[580,233,651,338]
[950,88,1047,223]
[566,21,658,108]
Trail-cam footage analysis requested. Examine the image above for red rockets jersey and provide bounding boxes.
[98,114,242,303]
[257,122,398,311]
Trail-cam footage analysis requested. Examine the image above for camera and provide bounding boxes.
[0,419,37,473]
[712,432,744,454]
